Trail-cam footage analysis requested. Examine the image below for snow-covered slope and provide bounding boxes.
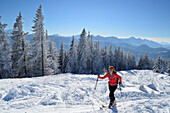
[0,70,169,113]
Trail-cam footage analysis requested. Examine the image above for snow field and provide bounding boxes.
[0,70,169,113]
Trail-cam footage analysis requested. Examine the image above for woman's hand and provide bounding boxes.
[98,74,100,78]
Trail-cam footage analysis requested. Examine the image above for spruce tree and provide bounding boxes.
[90,35,94,74]
[138,56,144,70]
[108,45,114,67]
[102,46,109,70]
[44,30,55,75]
[86,31,92,74]
[66,36,78,73]
[120,49,124,70]
[31,5,48,76]
[153,56,162,73]
[123,52,128,70]
[59,42,65,73]
[93,42,103,74]
[77,28,87,74]
[63,51,68,73]
[0,16,11,78]
[130,54,136,69]
[11,12,30,78]
[138,54,153,70]
[167,61,170,75]
[114,47,121,70]
[49,37,60,74]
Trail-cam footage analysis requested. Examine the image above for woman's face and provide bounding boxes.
[109,69,112,73]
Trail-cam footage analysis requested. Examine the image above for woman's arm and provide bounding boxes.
[98,73,108,79]
[116,74,122,84]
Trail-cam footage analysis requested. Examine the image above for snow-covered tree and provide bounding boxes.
[138,54,153,70]
[59,42,65,73]
[153,56,163,73]
[11,12,31,78]
[114,47,121,70]
[86,31,92,74]
[126,52,136,70]
[89,35,94,74]
[43,30,55,75]
[31,5,49,76]
[119,49,124,70]
[167,61,170,75]
[130,54,136,69]
[102,46,109,71]
[108,45,114,67]
[0,16,11,78]
[77,28,87,74]
[162,58,168,73]
[93,42,103,74]
[66,36,78,73]
[63,50,69,73]
[123,52,128,70]
[143,54,152,70]
[49,37,60,74]
[138,56,144,70]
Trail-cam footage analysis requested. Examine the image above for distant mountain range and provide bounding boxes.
[48,34,170,60]
[6,29,170,60]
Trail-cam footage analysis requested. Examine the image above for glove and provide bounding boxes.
[98,74,100,78]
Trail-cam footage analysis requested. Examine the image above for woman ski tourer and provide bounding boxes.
[98,66,122,108]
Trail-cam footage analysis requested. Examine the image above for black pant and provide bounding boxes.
[109,85,117,102]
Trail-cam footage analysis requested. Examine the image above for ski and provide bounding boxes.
[100,104,117,110]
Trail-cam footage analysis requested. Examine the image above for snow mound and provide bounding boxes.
[0,70,169,113]
[148,83,158,91]
[3,88,18,101]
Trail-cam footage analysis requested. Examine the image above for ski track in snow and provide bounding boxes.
[0,70,169,113]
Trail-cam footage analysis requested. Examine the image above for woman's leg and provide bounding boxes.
[112,85,117,102]
[109,85,117,102]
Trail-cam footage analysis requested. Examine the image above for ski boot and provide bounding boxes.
[108,100,116,108]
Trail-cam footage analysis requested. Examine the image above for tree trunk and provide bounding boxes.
[22,39,27,77]
[41,34,44,76]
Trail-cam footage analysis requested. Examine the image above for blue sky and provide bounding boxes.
[0,0,170,42]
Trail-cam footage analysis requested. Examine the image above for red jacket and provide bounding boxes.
[99,73,122,86]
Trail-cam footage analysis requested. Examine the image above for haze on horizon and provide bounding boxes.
[0,0,170,43]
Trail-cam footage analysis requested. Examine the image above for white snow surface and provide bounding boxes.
[0,70,169,113]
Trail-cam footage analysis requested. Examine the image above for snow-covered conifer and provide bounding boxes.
[86,31,93,74]
[90,35,94,74]
[44,30,55,75]
[108,45,114,67]
[153,56,162,73]
[77,28,87,73]
[138,54,153,70]
[93,42,103,74]
[63,50,68,73]
[59,42,65,73]
[102,46,109,71]
[114,47,121,70]
[49,37,60,74]
[11,12,31,78]
[167,61,170,75]
[31,5,49,76]
[0,16,11,78]
[66,36,77,73]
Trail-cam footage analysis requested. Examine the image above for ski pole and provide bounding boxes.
[119,85,123,97]
[94,74,99,90]
[119,85,126,111]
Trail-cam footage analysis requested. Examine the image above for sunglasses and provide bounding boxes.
[108,69,112,71]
